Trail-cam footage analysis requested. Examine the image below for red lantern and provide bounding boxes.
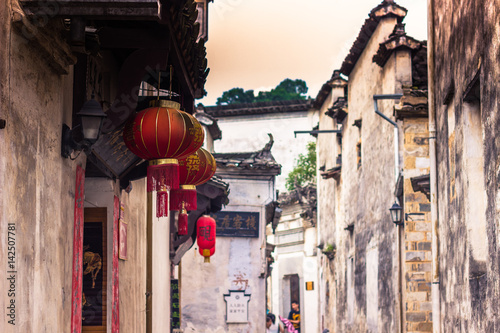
[198,246,215,263]
[171,148,216,235]
[123,100,204,217]
[197,215,216,263]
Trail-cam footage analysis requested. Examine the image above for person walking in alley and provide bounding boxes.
[287,300,300,332]
[267,313,284,333]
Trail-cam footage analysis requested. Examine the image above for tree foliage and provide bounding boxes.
[285,141,317,191]
[216,79,308,105]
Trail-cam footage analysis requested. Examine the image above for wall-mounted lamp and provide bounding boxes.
[389,202,403,225]
[61,98,107,158]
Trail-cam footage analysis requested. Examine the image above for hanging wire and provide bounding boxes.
[157,71,161,101]
[169,65,173,100]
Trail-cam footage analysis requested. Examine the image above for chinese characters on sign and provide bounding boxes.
[171,279,180,331]
[224,290,251,323]
[212,212,259,238]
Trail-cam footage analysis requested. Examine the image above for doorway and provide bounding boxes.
[82,207,107,332]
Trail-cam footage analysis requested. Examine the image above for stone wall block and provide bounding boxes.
[419,302,432,311]
[406,271,426,281]
[416,322,433,332]
[417,282,431,292]
[417,241,431,251]
[406,312,427,322]
[406,221,415,231]
[404,156,416,169]
[407,232,425,241]
[406,251,425,261]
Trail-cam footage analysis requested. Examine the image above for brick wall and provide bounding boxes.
[402,118,432,332]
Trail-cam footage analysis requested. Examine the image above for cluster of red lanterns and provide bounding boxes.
[123,99,217,262]
[171,148,216,234]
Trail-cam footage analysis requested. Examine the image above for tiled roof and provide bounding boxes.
[214,135,281,175]
[320,166,341,180]
[278,183,317,227]
[194,110,222,140]
[411,174,430,200]
[373,23,422,67]
[313,70,348,110]
[325,97,348,122]
[340,0,407,76]
[394,86,428,120]
[202,99,312,118]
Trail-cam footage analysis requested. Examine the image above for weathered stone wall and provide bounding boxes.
[402,117,432,332]
[0,10,82,332]
[181,178,272,333]
[432,0,500,331]
[338,17,400,333]
[316,82,345,331]
[316,15,421,332]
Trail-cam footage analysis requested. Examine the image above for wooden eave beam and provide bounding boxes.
[98,26,170,49]
[168,27,196,104]
[20,0,159,20]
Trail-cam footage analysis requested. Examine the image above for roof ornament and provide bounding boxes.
[262,133,274,152]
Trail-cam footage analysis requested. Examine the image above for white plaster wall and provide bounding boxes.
[302,255,319,333]
[181,178,274,333]
[0,22,80,332]
[119,179,148,332]
[270,226,318,333]
[316,85,345,332]
[214,111,318,191]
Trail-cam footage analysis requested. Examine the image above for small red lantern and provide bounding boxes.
[171,148,216,235]
[123,100,204,217]
[197,215,216,263]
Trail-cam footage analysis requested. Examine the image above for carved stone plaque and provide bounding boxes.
[224,290,251,323]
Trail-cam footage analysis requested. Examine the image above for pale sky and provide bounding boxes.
[198,0,427,106]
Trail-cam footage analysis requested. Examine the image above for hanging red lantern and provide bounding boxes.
[197,215,216,263]
[198,246,215,262]
[171,148,216,235]
[123,100,204,217]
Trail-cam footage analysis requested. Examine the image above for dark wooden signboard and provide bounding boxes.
[171,279,180,332]
[211,211,259,238]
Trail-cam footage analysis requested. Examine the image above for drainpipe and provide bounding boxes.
[373,94,403,333]
[427,0,441,332]
[373,94,403,182]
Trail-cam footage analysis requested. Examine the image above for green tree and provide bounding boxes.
[285,141,317,191]
[216,79,308,105]
[216,88,256,105]
[256,79,308,102]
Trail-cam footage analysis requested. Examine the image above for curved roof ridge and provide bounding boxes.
[340,0,407,76]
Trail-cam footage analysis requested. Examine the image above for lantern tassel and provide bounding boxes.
[156,191,168,218]
[203,248,211,264]
[170,186,197,211]
[178,207,188,235]
[147,160,179,192]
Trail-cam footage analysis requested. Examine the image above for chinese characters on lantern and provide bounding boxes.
[212,212,259,238]
[199,225,214,242]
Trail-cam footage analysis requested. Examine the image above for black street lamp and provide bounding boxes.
[61,98,107,158]
[389,202,403,225]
